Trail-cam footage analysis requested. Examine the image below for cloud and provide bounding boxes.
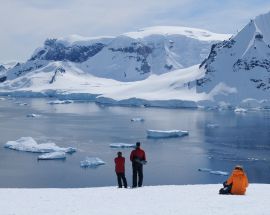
[0,0,269,62]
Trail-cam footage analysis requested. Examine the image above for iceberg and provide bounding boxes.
[47,100,73,104]
[80,157,105,168]
[147,129,189,138]
[37,152,66,160]
[4,137,76,154]
[109,143,136,148]
[131,117,144,122]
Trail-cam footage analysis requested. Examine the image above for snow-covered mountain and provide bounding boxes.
[0,26,229,84]
[196,11,270,105]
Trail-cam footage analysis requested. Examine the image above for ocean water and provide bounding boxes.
[0,97,269,188]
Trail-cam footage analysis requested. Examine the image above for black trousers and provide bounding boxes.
[219,182,232,195]
[132,164,143,187]
[116,173,127,188]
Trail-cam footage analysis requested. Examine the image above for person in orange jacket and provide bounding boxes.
[219,165,249,195]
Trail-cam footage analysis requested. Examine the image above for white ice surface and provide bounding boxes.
[80,157,105,168]
[37,152,66,160]
[147,129,189,138]
[109,143,136,148]
[0,184,269,215]
[4,137,76,153]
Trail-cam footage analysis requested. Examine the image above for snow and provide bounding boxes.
[4,137,76,154]
[37,152,66,160]
[0,184,269,215]
[131,117,144,122]
[109,143,136,148]
[124,26,231,41]
[80,157,105,168]
[147,129,189,138]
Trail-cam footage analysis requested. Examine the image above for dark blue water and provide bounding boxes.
[0,97,269,188]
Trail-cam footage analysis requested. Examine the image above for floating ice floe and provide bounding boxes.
[47,100,73,105]
[209,171,229,176]
[131,117,144,122]
[37,152,66,160]
[234,108,247,113]
[26,113,41,118]
[80,157,105,168]
[206,123,219,128]
[198,168,229,176]
[0,97,5,101]
[109,143,136,148]
[19,103,28,106]
[147,129,189,138]
[4,137,76,154]
[198,168,212,172]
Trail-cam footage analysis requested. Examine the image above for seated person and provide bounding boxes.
[219,165,248,195]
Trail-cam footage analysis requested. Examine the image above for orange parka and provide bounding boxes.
[226,169,249,195]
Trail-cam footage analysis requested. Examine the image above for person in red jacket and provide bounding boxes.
[130,142,146,188]
[114,151,127,188]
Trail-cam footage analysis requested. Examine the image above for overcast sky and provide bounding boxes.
[0,0,270,62]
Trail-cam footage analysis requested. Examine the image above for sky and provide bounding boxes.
[0,0,270,62]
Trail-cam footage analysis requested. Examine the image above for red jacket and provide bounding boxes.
[130,147,146,162]
[114,156,125,173]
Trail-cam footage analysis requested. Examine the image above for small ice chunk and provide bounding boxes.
[4,137,76,154]
[234,108,247,113]
[19,103,28,106]
[38,152,66,160]
[206,123,219,128]
[198,168,212,172]
[131,117,144,122]
[109,143,136,148]
[210,171,229,176]
[147,129,189,138]
[80,157,105,168]
[26,113,41,118]
[0,98,6,101]
[47,100,73,104]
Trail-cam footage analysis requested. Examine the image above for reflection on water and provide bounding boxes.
[0,97,269,188]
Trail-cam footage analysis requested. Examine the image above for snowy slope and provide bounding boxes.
[0,184,269,215]
[0,26,229,83]
[197,11,270,105]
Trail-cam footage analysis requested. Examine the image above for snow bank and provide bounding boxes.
[109,143,136,148]
[4,137,76,154]
[147,129,189,138]
[0,184,269,215]
[131,117,144,122]
[80,157,105,168]
[37,152,66,160]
